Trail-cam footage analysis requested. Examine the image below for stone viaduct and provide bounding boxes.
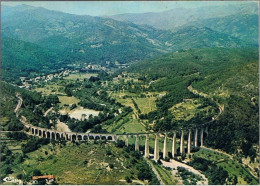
[16,95,217,161]
[24,122,211,161]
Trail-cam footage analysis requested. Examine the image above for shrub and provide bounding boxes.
[106,150,112,156]
[33,169,42,176]
[17,174,23,179]
[109,163,114,169]
[125,176,132,183]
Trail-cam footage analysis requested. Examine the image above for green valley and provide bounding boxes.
[1,2,259,185]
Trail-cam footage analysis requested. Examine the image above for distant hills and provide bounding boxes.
[109,2,258,45]
[1,5,169,64]
[109,2,258,30]
[179,14,259,45]
[1,3,258,82]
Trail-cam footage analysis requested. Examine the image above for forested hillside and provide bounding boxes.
[128,47,259,157]
[1,4,254,84]
[1,38,67,83]
[1,82,24,131]
[1,4,171,64]
[179,14,259,45]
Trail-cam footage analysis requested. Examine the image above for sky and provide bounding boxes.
[1,1,255,16]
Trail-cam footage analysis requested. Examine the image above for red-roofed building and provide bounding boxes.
[32,175,54,180]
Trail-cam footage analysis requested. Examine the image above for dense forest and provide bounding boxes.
[1,37,71,83]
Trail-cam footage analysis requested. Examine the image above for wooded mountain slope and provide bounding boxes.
[128,47,259,156]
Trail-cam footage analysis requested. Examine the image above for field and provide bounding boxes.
[12,142,148,185]
[133,97,157,114]
[1,117,9,130]
[64,73,98,81]
[58,96,80,106]
[193,148,259,185]
[103,115,146,134]
[34,83,65,96]
[169,99,215,121]
[1,133,23,154]
[111,91,158,114]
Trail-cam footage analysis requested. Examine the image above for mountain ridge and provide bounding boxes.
[108,2,258,30]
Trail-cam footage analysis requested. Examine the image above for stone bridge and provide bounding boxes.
[24,124,118,142]
[16,95,215,161]
[24,123,210,161]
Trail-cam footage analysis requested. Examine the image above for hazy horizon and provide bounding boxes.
[1,1,257,16]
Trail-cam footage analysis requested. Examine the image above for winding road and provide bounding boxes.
[14,93,22,115]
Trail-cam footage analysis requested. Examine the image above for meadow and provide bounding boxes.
[63,73,98,81]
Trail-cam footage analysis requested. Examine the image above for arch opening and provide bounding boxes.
[101,136,107,140]
[83,135,88,140]
[95,136,100,140]
[51,132,55,139]
[47,132,50,139]
[56,133,60,140]
[43,131,46,138]
[78,135,82,141]
[72,135,77,141]
[89,136,94,140]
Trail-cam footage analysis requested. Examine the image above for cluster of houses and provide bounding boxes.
[17,61,130,89]
[113,74,124,82]
[112,72,138,82]
[19,70,76,89]
[85,64,105,71]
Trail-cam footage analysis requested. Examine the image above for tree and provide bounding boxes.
[33,169,42,176]
[3,166,13,174]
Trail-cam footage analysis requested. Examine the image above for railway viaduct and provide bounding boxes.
[16,94,218,161]
[24,123,210,161]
